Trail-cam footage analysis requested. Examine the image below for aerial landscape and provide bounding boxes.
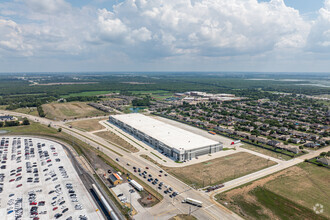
[0,0,329,220]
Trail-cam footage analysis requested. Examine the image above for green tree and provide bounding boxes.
[22,117,30,125]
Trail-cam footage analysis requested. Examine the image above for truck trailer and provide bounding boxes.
[231,140,241,145]
[129,179,143,191]
[182,198,203,207]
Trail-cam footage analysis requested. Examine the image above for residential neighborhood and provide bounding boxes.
[152,91,330,156]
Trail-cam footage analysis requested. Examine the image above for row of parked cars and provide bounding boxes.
[2,137,93,219]
[132,166,178,198]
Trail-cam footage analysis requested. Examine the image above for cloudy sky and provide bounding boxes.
[0,0,329,72]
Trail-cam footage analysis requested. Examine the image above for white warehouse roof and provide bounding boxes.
[111,113,220,151]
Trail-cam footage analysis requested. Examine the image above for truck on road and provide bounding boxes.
[182,198,203,207]
[231,140,241,145]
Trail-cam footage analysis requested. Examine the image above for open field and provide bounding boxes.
[216,162,330,219]
[94,131,139,153]
[62,91,114,98]
[42,102,105,120]
[240,144,292,160]
[164,152,277,188]
[13,107,39,116]
[67,119,105,132]
[0,105,8,110]
[33,82,98,86]
[131,90,169,94]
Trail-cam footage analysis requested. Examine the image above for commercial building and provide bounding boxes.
[109,114,222,162]
[108,173,123,185]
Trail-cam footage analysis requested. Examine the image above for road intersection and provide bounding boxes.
[1,110,328,220]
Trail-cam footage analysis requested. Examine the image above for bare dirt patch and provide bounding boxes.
[138,190,159,207]
[67,119,105,132]
[42,102,105,120]
[95,131,139,153]
[165,152,276,188]
[169,214,197,220]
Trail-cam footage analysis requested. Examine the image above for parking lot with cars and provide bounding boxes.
[132,166,179,199]
[0,136,104,220]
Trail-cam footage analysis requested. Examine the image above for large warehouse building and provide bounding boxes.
[109,113,222,162]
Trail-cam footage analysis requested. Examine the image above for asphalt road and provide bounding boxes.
[2,109,329,220]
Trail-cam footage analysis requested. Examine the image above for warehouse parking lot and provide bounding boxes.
[0,136,103,220]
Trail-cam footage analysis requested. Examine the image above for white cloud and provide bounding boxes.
[0,19,33,56]
[23,0,70,14]
[95,0,310,57]
[306,0,330,52]
[0,0,329,71]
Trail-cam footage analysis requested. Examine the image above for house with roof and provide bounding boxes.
[0,115,14,122]
[317,157,330,166]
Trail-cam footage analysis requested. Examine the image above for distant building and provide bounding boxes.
[0,115,14,122]
[108,173,123,185]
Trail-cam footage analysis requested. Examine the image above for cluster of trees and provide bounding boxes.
[65,96,100,102]
[37,106,45,117]
[0,117,29,127]
[132,96,151,106]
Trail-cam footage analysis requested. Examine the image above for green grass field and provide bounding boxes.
[216,162,330,220]
[264,163,330,217]
[240,144,292,160]
[0,122,58,135]
[131,90,169,94]
[42,102,105,120]
[62,91,115,98]
[13,107,39,116]
[62,90,169,98]
[164,152,277,188]
[252,187,327,220]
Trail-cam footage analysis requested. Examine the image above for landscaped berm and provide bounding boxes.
[67,119,105,132]
[164,152,277,188]
[216,162,329,220]
[42,102,105,120]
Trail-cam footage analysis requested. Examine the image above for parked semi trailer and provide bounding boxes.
[182,198,203,207]
[129,179,143,191]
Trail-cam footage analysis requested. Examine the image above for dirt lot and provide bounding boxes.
[216,162,329,220]
[164,152,277,188]
[138,190,159,207]
[95,131,139,153]
[169,214,197,220]
[42,102,105,120]
[67,119,106,132]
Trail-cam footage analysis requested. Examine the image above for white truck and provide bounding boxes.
[182,198,203,207]
[231,140,241,145]
[130,180,143,191]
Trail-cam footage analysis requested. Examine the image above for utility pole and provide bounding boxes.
[129,184,132,217]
